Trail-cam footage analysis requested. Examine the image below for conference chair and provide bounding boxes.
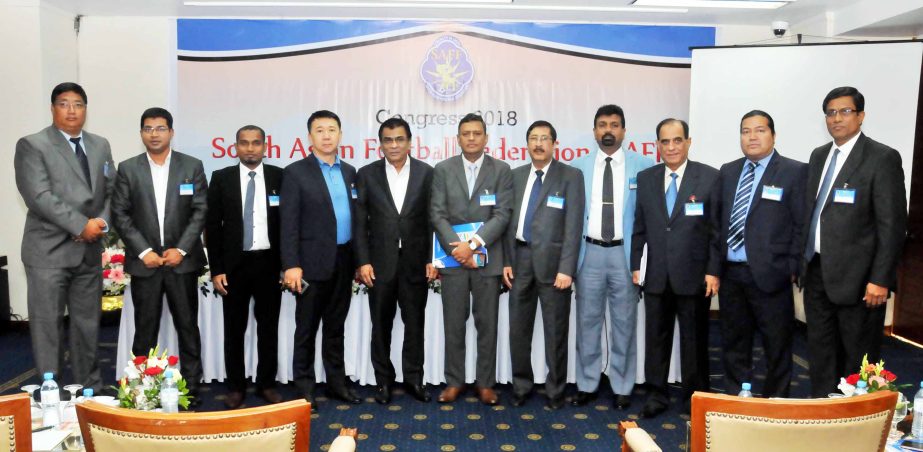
[76,399,311,452]
[689,390,897,452]
[0,393,32,452]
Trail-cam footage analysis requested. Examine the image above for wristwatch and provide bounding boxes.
[468,239,478,250]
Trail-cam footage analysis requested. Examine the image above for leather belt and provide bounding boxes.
[585,237,623,248]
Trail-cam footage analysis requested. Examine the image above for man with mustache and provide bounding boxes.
[503,120,584,410]
[570,105,654,410]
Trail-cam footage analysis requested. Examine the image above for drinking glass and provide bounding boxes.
[889,392,908,442]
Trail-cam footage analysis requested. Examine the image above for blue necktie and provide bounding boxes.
[70,137,91,189]
[522,170,544,243]
[665,172,678,216]
[805,148,840,260]
[243,171,256,251]
[727,162,757,250]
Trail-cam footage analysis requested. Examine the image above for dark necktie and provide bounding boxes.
[522,169,544,243]
[727,162,757,250]
[805,148,840,260]
[243,171,256,251]
[602,157,615,241]
[70,137,91,189]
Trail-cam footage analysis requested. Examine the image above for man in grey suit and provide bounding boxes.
[503,121,585,410]
[112,107,208,404]
[14,82,114,390]
[430,113,513,405]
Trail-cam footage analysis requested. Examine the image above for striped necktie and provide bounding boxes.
[727,162,757,250]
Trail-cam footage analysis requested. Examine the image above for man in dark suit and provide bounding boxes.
[354,117,436,405]
[631,118,720,417]
[205,125,284,408]
[502,121,585,410]
[112,107,208,403]
[717,110,806,398]
[281,110,360,408]
[802,86,907,397]
[430,113,513,405]
[14,82,114,390]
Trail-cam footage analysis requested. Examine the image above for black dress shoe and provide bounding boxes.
[224,391,244,409]
[545,396,565,410]
[374,385,391,404]
[641,399,667,418]
[614,394,632,410]
[406,384,431,403]
[570,391,598,407]
[511,393,529,407]
[328,386,361,404]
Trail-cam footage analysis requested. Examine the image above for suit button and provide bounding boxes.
[665,227,671,232]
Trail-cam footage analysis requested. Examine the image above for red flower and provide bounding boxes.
[144,366,163,376]
[133,356,147,366]
[103,269,111,279]
[110,254,125,264]
[846,373,860,385]
[167,356,179,366]
[880,370,897,382]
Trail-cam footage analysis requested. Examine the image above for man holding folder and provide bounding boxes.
[430,113,513,405]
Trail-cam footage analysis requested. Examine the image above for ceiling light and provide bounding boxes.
[183,1,688,13]
[632,0,790,9]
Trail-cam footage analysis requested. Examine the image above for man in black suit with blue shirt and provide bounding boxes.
[717,110,806,398]
[631,118,720,418]
[281,110,360,409]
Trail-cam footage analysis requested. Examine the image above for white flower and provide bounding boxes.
[146,357,159,368]
[169,369,183,383]
[124,366,140,380]
[838,377,856,396]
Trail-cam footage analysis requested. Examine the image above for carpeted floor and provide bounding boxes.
[2,317,921,451]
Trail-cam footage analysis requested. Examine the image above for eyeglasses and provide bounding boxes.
[141,126,170,134]
[824,108,859,118]
[381,136,408,145]
[54,101,86,110]
[528,136,553,143]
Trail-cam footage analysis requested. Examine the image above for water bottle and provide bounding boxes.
[738,382,753,398]
[854,380,868,396]
[81,388,94,403]
[912,381,923,438]
[40,372,60,427]
[161,371,179,413]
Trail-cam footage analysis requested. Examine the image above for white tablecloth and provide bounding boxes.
[116,285,681,386]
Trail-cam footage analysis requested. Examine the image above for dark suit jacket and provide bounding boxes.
[503,160,585,283]
[631,160,720,296]
[801,133,907,304]
[718,151,807,293]
[205,163,283,277]
[15,126,116,268]
[354,157,433,283]
[112,150,208,277]
[430,153,513,277]
[280,153,357,280]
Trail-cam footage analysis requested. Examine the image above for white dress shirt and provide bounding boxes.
[58,129,84,153]
[663,159,688,192]
[516,163,549,241]
[814,131,861,253]
[240,162,270,251]
[386,158,411,248]
[588,148,625,241]
[139,150,172,259]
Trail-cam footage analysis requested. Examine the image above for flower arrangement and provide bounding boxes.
[352,278,369,295]
[198,265,212,296]
[838,354,904,395]
[428,274,442,294]
[114,346,191,411]
[101,246,129,296]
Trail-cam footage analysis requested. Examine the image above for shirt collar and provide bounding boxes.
[531,161,551,177]
[240,162,264,177]
[667,159,688,178]
[146,149,172,167]
[464,152,485,169]
[318,153,341,168]
[595,147,624,166]
[58,128,83,143]
[832,132,861,156]
[748,149,775,168]
[386,157,410,175]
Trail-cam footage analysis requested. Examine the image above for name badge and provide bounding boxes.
[179,183,194,196]
[685,202,704,216]
[762,185,783,201]
[629,177,638,190]
[833,188,856,204]
[268,195,280,206]
[103,161,111,178]
[547,195,565,209]
[350,184,358,200]
[479,194,496,206]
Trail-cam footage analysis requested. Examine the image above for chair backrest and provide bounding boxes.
[0,393,32,452]
[690,391,897,452]
[76,399,311,452]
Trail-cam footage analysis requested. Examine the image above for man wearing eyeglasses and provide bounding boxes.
[502,121,584,410]
[112,107,208,406]
[801,86,907,397]
[15,82,115,392]
[354,117,436,405]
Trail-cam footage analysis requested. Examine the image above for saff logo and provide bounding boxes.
[420,35,474,102]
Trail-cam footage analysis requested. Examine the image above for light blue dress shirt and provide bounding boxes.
[319,155,352,245]
[727,150,775,263]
